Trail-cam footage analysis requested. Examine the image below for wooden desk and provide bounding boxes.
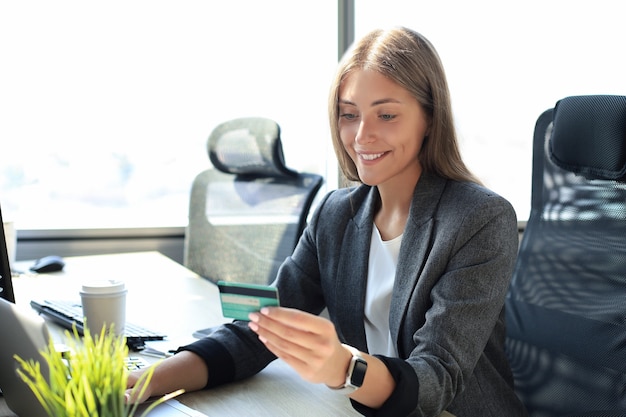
[1,252,360,416]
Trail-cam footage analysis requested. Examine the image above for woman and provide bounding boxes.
[128,27,527,417]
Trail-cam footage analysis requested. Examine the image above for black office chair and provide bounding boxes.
[184,117,324,286]
[505,95,626,417]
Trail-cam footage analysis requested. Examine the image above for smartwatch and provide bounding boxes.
[328,344,368,395]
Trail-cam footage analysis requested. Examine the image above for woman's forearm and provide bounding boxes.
[135,351,209,399]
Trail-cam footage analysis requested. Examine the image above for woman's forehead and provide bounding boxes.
[338,69,411,104]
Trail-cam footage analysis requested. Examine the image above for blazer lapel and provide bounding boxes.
[389,173,447,352]
[334,187,378,352]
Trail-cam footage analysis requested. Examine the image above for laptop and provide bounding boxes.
[0,297,208,417]
[0,205,15,303]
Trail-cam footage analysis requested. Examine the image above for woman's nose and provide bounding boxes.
[355,120,375,144]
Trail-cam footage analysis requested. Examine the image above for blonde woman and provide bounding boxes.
[128,27,527,417]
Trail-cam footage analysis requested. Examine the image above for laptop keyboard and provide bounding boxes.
[30,299,166,350]
[125,356,151,371]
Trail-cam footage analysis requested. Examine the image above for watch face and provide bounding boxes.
[351,358,367,387]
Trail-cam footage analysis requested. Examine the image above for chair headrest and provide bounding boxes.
[207,117,297,178]
[549,95,626,181]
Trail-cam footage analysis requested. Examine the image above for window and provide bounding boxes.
[5,1,626,231]
[355,0,626,221]
[0,1,338,229]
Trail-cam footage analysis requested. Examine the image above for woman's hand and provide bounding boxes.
[124,351,208,404]
[125,368,153,404]
[248,307,351,388]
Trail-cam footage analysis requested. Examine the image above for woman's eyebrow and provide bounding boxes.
[371,98,401,106]
[338,98,401,106]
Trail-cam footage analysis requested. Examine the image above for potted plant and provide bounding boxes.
[14,324,182,417]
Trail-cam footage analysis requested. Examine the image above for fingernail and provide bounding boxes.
[249,312,259,322]
[248,321,259,332]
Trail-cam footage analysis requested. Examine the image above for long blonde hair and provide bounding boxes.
[328,27,481,185]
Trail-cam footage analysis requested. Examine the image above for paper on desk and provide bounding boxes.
[142,338,195,359]
[137,399,209,416]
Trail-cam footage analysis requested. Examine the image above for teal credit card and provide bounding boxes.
[217,281,280,321]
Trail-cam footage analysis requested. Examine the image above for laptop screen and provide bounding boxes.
[0,205,15,303]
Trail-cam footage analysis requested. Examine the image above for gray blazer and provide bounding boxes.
[187,172,527,417]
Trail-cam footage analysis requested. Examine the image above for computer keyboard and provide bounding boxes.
[30,299,166,351]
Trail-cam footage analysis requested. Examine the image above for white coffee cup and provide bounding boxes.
[80,280,127,336]
[3,221,16,267]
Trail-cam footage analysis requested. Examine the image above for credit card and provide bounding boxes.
[217,281,280,321]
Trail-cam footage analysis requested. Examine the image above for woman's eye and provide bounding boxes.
[340,113,357,120]
[380,114,396,121]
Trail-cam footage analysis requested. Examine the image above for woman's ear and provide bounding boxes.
[424,122,432,138]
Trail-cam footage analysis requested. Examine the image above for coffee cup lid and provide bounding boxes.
[81,279,126,294]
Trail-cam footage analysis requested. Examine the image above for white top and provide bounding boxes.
[364,225,402,357]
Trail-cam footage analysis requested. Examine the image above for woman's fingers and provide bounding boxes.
[249,307,333,355]
[248,307,347,385]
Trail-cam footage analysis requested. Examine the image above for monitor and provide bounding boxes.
[0,205,15,303]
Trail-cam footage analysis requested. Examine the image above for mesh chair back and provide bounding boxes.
[184,117,323,285]
[505,95,626,416]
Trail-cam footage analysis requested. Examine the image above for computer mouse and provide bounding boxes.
[30,255,65,273]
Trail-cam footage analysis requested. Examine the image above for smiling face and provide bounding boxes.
[338,69,430,188]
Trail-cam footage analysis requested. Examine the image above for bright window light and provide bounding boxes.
[0,1,337,229]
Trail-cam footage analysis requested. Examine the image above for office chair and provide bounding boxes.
[505,95,626,417]
[184,117,324,287]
